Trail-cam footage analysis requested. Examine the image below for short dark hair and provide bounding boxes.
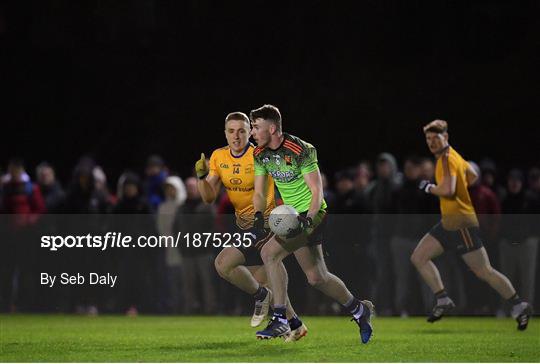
[249,104,282,132]
[225,112,250,127]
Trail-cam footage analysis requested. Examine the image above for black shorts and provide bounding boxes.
[234,226,264,267]
[429,221,483,255]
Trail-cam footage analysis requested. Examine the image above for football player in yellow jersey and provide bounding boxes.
[411,119,532,330]
[194,112,306,341]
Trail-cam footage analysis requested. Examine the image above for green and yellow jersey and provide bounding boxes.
[254,133,327,213]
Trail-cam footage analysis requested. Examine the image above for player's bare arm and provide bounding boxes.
[303,169,324,219]
[198,174,222,204]
[195,153,222,203]
[429,151,456,198]
[253,174,268,213]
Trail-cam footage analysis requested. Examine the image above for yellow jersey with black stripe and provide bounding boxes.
[435,146,479,230]
[209,144,275,229]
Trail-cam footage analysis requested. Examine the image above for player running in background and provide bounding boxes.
[411,119,533,330]
[250,104,374,344]
[195,111,306,341]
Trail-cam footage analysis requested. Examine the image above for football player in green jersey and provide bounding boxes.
[250,104,374,344]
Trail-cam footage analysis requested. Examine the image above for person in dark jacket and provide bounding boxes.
[365,153,401,315]
[36,162,65,213]
[498,169,537,314]
[144,155,169,213]
[174,176,216,314]
[390,156,432,316]
[62,157,110,315]
[112,172,154,315]
[1,158,45,311]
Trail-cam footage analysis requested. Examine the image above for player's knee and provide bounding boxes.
[410,251,424,267]
[306,271,328,287]
[260,246,278,265]
[472,265,494,281]
[214,256,230,278]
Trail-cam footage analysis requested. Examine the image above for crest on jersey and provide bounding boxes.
[284,155,292,166]
[273,154,281,165]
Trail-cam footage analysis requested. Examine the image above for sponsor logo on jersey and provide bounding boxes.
[225,186,254,192]
[220,163,229,169]
[230,177,243,185]
[269,170,296,182]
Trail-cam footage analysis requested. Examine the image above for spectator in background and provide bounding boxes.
[390,156,429,316]
[525,167,540,213]
[145,155,169,212]
[321,172,336,211]
[93,165,117,206]
[113,172,154,315]
[523,168,540,305]
[213,190,247,315]
[63,157,110,314]
[156,175,187,313]
[468,162,502,245]
[419,158,435,181]
[0,158,46,312]
[480,158,506,200]
[64,158,110,214]
[175,176,216,314]
[465,161,502,314]
[498,169,537,314]
[36,162,65,213]
[35,162,66,310]
[365,153,401,315]
[333,169,366,214]
[353,161,372,197]
[416,157,444,310]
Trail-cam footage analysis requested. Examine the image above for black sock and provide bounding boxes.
[288,315,302,330]
[435,289,448,300]
[273,305,286,320]
[344,297,363,316]
[253,286,268,301]
[508,293,522,306]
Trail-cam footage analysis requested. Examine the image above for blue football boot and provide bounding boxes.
[351,300,375,344]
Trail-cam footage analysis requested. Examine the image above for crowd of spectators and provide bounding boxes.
[1,154,538,317]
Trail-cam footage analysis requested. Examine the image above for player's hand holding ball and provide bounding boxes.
[287,214,313,239]
[269,205,310,239]
[195,153,209,179]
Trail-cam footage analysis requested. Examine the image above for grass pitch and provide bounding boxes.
[1,314,538,362]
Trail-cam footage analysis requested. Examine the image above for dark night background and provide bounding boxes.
[1,1,539,183]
